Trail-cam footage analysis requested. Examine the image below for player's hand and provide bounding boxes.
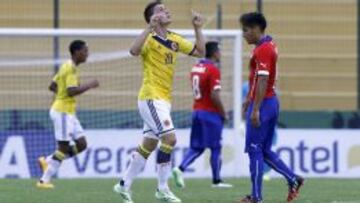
[250,109,260,127]
[242,100,250,118]
[149,14,161,29]
[191,10,204,28]
[221,113,229,124]
[88,79,99,89]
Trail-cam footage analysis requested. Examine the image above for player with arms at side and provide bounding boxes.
[238,13,304,203]
[172,42,233,188]
[37,40,99,189]
[113,1,205,203]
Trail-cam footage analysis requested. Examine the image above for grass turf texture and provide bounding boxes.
[0,178,359,203]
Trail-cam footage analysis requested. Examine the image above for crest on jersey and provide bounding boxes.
[163,120,171,127]
[171,42,179,51]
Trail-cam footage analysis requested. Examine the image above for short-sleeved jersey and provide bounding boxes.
[248,35,278,101]
[190,59,222,114]
[138,31,195,102]
[51,60,79,114]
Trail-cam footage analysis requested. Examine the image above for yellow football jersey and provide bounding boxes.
[138,31,195,102]
[51,60,79,114]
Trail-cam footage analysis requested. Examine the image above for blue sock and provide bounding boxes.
[179,148,204,172]
[210,148,222,183]
[249,151,264,201]
[264,150,296,183]
[157,144,173,163]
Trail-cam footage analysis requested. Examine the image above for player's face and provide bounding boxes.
[76,45,89,63]
[214,51,221,63]
[153,4,172,26]
[242,26,261,44]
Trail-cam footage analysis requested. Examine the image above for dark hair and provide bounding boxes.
[205,41,219,58]
[144,1,162,23]
[240,12,267,32]
[69,40,86,55]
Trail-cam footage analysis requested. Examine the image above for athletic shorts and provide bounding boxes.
[50,108,85,141]
[190,110,223,149]
[138,100,175,140]
[245,96,279,153]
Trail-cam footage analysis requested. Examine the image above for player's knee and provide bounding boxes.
[75,137,87,152]
[57,141,70,154]
[161,133,177,146]
[263,149,276,160]
[137,144,152,159]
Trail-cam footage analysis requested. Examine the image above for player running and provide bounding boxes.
[172,41,232,189]
[238,12,304,203]
[37,40,99,189]
[113,2,205,203]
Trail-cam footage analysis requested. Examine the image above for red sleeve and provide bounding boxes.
[256,45,274,76]
[209,66,221,91]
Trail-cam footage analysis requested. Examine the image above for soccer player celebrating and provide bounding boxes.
[172,41,232,189]
[113,1,205,203]
[37,40,99,189]
[238,12,304,203]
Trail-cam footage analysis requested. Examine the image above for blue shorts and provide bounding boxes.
[245,96,279,153]
[190,110,223,149]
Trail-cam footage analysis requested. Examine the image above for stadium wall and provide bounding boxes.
[1,129,360,179]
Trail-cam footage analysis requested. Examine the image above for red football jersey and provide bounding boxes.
[190,59,221,113]
[248,36,278,101]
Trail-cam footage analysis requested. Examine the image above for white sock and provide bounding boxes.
[122,151,146,190]
[41,158,61,183]
[157,162,171,191]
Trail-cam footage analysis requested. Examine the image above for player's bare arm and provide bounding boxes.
[211,89,227,121]
[251,75,269,127]
[67,79,99,97]
[242,95,251,119]
[129,14,160,56]
[191,10,206,57]
[48,81,57,93]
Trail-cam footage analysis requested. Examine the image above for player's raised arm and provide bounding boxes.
[190,10,205,57]
[129,13,160,56]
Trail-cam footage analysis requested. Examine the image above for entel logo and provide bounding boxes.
[275,141,338,174]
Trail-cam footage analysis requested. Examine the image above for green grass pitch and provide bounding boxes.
[0,178,359,203]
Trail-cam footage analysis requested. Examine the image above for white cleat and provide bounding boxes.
[113,183,134,203]
[172,167,185,188]
[155,189,182,203]
[212,182,233,188]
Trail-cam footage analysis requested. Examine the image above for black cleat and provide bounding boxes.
[237,195,262,203]
[287,176,305,202]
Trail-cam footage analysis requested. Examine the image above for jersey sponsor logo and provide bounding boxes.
[191,66,206,73]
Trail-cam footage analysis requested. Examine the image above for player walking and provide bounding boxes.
[238,12,304,203]
[113,2,205,203]
[172,41,232,188]
[37,40,99,189]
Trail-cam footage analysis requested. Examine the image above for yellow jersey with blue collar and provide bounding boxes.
[138,31,195,102]
[51,60,80,114]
